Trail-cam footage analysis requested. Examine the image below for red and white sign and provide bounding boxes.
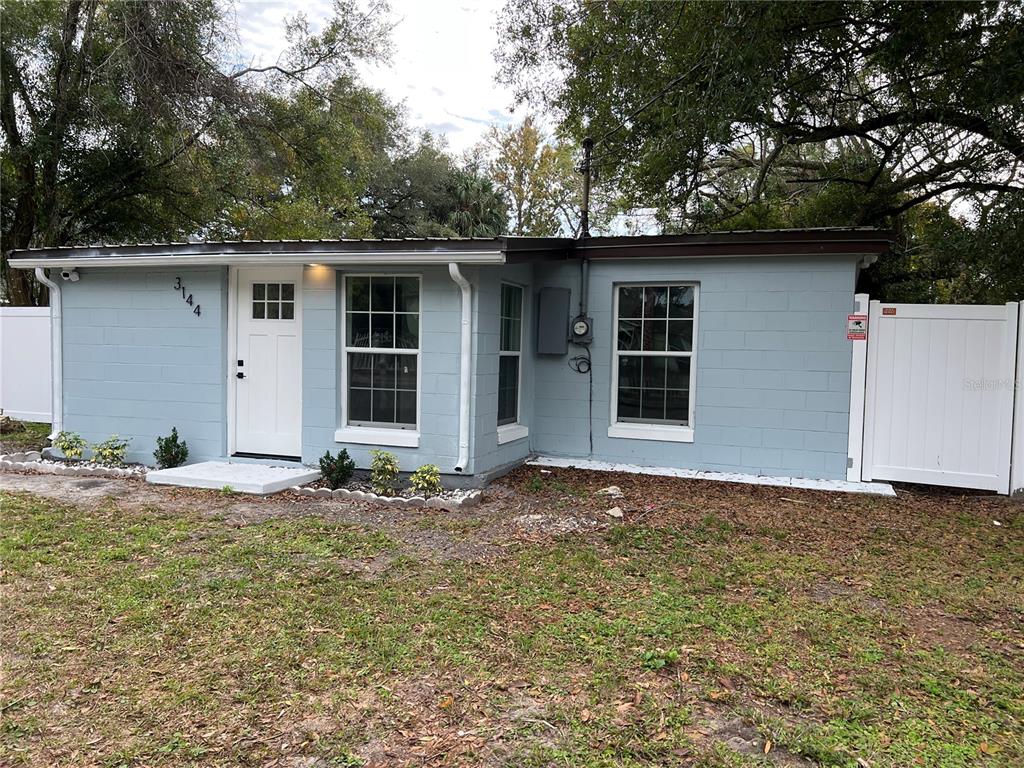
[847,314,867,340]
[882,307,897,316]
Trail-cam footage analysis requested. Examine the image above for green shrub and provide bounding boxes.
[53,431,87,460]
[319,449,356,489]
[154,427,188,469]
[91,435,130,466]
[409,464,443,497]
[369,449,399,496]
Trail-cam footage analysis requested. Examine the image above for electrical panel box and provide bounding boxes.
[536,287,570,356]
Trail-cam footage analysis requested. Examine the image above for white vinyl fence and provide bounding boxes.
[852,299,1023,495]
[0,307,52,422]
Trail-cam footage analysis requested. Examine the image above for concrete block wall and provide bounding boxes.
[60,267,228,464]
[471,263,535,475]
[531,256,858,479]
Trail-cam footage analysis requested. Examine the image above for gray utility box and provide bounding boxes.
[536,287,570,356]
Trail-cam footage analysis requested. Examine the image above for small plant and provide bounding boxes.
[154,427,188,469]
[319,449,356,489]
[53,431,87,460]
[640,648,680,672]
[91,434,130,466]
[219,485,235,495]
[369,449,400,496]
[409,464,443,497]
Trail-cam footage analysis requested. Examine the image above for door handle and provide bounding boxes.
[236,372,245,379]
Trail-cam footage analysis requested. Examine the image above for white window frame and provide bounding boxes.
[497,281,528,444]
[335,273,422,448]
[608,282,698,443]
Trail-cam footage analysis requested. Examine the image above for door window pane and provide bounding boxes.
[252,282,296,322]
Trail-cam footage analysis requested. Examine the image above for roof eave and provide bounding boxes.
[10,249,507,269]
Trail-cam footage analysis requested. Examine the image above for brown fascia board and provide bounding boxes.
[506,229,894,262]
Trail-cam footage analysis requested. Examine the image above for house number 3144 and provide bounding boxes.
[173,276,201,317]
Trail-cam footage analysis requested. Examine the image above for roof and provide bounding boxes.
[8,228,893,269]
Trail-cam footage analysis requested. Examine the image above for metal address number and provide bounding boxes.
[173,276,201,317]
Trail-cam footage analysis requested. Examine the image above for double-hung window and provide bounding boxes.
[497,283,527,443]
[610,283,696,442]
[343,276,419,437]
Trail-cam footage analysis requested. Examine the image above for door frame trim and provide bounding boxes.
[226,264,304,458]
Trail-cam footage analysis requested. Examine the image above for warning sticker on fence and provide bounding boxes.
[847,314,867,340]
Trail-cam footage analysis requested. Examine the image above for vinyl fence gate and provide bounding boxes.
[854,298,1021,494]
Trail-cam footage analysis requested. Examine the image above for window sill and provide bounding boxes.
[497,423,529,445]
[607,422,694,443]
[334,427,419,448]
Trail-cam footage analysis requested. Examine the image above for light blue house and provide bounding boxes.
[11,229,891,484]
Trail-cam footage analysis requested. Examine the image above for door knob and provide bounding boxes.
[236,372,245,379]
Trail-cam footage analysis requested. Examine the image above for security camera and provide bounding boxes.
[60,268,79,282]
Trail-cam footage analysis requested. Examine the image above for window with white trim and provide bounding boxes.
[344,276,419,429]
[498,283,523,426]
[613,284,695,427]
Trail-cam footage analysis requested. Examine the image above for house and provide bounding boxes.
[9,229,892,485]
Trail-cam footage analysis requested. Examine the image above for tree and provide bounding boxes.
[498,1,1024,224]
[497,0,1024,301]
[444,170,508,237]
[363,132,508,239]
[478,116,578,235]
[0,0,388,305]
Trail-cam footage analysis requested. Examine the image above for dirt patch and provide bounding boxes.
[902,605,987,654]
[809,579,888,612]
[399,527,503,563]
[697,708,814,767]
[1,471,157,505]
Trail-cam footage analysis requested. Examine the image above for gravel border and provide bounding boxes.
[290,484,483,510]
[0,452,143,479]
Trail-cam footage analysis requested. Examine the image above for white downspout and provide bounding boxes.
[34,267,62,439]
[448,262,472,473]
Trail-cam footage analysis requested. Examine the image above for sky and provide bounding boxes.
[232,0,519,154]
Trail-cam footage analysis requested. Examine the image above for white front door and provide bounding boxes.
[233,267,303,457]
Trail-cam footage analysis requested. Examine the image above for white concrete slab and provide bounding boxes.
[527,456,897,497]
[146,461,319,495]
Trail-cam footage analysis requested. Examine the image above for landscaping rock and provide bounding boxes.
[595,485,623,498]
[406,496,426,507]
[426,497,447,509]
[313,488,332,498]
[605,506,624,518]
[332,488,350,499]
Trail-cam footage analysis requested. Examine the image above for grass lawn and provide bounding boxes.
[1,467,1021,767]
